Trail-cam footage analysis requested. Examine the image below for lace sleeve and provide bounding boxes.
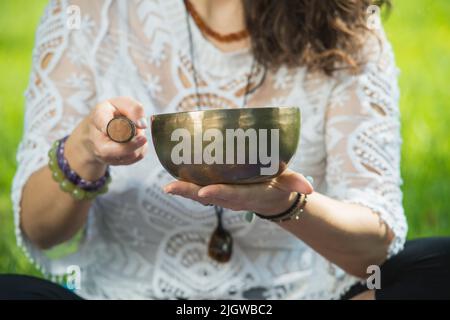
[11,0,99,276]
[324,30,407,258]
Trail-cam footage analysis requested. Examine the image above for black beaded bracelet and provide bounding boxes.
[253,192,305,222]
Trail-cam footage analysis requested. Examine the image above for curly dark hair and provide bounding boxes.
[243,0,391,75]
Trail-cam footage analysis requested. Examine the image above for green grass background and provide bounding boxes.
[0,1,449,276]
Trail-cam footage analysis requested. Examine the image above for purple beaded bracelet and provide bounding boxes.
[57,136,110,192]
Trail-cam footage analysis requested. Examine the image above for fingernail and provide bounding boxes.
[136,117,148,129]
[163,186,172,194]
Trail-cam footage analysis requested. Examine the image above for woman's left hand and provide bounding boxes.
[163,169,314,215]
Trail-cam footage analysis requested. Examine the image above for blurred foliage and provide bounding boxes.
[0,0,449,276]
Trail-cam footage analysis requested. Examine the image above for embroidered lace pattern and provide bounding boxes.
[12,0,406,299]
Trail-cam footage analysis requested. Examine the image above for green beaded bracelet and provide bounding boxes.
[48,141,110,201]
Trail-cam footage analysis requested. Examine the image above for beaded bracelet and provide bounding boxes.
[253,193,308,223]
[48,136,111,200]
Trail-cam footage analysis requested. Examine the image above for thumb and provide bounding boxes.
[272,169,314,194]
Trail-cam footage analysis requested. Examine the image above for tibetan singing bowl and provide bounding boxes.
[151,107,301,186]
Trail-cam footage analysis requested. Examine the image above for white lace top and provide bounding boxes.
[12,0,407,299]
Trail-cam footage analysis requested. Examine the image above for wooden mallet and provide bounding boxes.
[106,116,137,143]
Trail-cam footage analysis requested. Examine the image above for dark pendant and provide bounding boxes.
[208,206,233,263]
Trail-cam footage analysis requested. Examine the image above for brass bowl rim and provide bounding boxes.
[151,106,300,119]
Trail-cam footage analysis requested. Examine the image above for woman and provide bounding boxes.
[4,0,450,300]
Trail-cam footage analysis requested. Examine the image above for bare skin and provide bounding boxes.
[166,0,394,280]
[21,97,148,249]
[20,0,393,294]
[351,290,375,300]
[190,0,250,52]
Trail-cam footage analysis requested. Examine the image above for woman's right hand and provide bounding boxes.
[64,96,149,181]
[21,96,148,248]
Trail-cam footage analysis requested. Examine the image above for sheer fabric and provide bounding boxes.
[12,0,406,299]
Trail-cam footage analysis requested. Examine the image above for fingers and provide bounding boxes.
[198,184,253,211]
[164,181,211,205]
[111,144,148,166]
[103,138,148,165]
[198,183,293,213]
[89,126,148,165]
[167,182,244,204]
[166,181,259,211]
[92,100,117,134]
[89,97,149,166]
[165,181,247,210]
[164,169,314,213]
[198,184,245,202]
[192,170,313,201]
[108,96,147,129]
[93,97,147,134]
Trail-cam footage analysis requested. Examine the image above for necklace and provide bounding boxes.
[184,2,265,263]
[184,0,249,43]
[185,3,258,110]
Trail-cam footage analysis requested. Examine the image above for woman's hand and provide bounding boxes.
[21,96,149,249]
[164,170,314,215]
[65,96,149,180]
